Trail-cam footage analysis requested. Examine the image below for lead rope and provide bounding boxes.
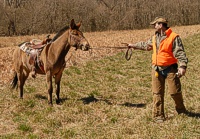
[122,43,133,61]
[125,47,133,61]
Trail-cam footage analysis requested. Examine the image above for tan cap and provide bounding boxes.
[150,17,168,25]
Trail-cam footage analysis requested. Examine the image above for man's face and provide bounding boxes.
[154,22,162,32]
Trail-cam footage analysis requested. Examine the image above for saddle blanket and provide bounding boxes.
[19,39,44,55]
[19,42,33,54]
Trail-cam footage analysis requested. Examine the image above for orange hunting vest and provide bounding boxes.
[152,28,178,66]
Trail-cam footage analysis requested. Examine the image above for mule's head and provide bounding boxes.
[69,19,90,51]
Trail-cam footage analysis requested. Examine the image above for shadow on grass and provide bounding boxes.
[80,95,114,105]
[35,94,68,104]
[80,96,146,108]
[80,95,98,104]
[34,94,146,107]
[185,111,200,118]
[57,97,68,104]
[119,102,146,108]
[35,94,47,100]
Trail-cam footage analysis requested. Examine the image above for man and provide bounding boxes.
[128,17,188,122]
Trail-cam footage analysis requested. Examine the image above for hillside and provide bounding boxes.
[0,25,200,138]
[1,25,200,86]
[0,0,200,35]
[0,26,200,138]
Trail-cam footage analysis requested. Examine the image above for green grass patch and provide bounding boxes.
[1,33,200,138]
[18,123,33,132]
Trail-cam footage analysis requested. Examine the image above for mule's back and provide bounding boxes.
[13,46,28,71]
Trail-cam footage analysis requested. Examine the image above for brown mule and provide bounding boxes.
[10,19,90,105]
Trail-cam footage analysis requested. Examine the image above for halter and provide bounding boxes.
[68,30,84,50]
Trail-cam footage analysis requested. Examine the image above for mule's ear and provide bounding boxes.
[76,21,82,29]
[70,19,76,29]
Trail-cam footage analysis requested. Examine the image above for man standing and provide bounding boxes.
[128,17,188,122]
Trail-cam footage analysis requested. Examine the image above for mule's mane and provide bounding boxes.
[51,26,69,42]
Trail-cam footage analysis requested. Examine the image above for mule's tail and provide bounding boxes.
[10,72,18,89]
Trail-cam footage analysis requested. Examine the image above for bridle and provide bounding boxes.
[68,30,85,50]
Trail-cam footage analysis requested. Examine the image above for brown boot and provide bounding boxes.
[152,93,166,122]
[171,93,186,114]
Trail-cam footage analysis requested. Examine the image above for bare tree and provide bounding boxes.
[0,0,200,36]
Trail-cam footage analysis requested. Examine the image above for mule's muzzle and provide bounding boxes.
[81,43,90,51]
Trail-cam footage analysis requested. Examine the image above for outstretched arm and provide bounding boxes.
[128,38,153,51]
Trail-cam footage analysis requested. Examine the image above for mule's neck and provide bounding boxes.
[51,30,71,61]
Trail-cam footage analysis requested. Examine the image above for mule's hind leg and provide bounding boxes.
[17,71,29,99]
[55,71,63,104]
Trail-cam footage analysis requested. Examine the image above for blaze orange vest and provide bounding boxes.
[152,28,178,66]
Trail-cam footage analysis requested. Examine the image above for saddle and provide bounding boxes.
[19,35,52,72]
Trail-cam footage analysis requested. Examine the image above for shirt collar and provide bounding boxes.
[165,28,172,37]
[155,27,171,37]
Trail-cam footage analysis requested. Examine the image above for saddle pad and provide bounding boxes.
[19,42,32,54]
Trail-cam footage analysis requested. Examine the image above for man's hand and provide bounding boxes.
[177,68,186,78]
[146,45,153,51]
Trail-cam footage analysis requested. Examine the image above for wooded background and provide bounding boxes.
[0,0,200,36]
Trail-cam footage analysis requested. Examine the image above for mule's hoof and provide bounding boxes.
[31,71,36,78]
[48,102,53,106]
[56,99,62,105]
[31,74,36,78]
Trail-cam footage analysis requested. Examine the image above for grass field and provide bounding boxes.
[0,26,200,138]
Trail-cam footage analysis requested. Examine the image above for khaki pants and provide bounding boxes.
[152,66,186,120]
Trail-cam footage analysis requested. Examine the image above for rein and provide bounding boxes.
[89,43,133,61]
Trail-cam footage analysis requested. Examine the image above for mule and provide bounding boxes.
[10,19,90,105]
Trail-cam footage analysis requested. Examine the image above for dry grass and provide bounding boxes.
[1,25,200,86]
[0,25,200,138]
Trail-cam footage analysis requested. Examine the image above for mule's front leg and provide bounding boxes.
[19,80,24,99]
[55,71,63,104]
[55,81,61,104]
[46,71,53,105]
